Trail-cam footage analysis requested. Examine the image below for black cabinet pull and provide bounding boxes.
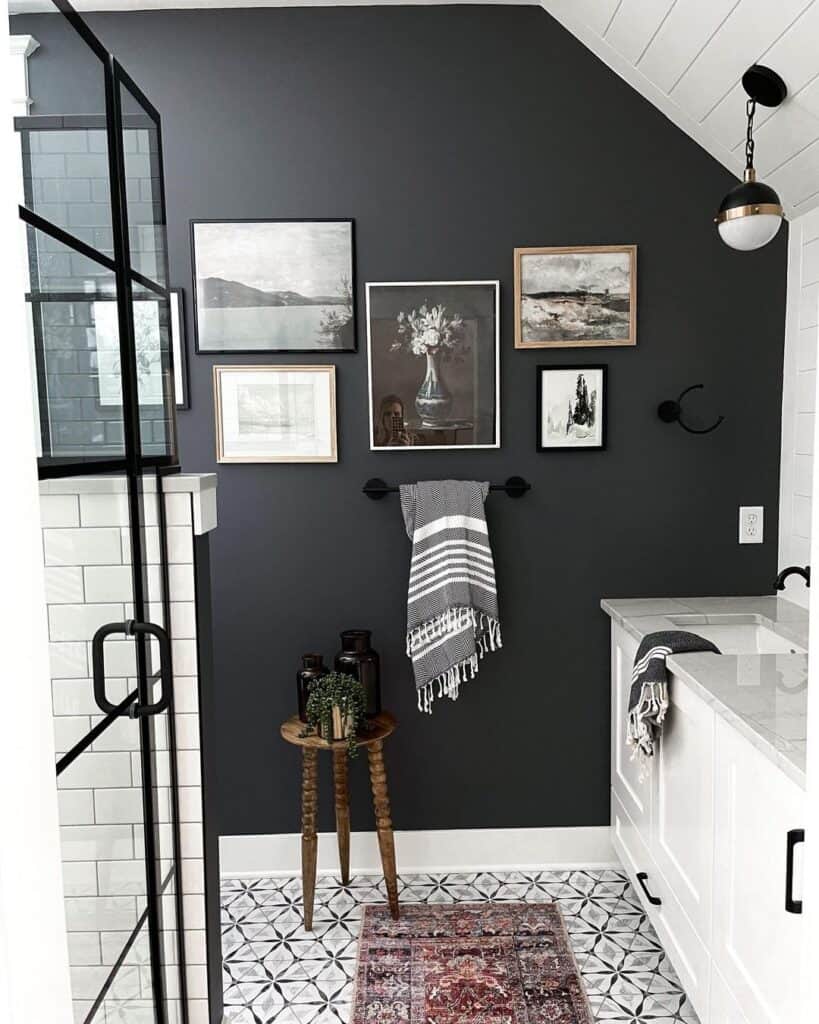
[786,828,805,915]
[92,619,173,718]
[636,871,662,906]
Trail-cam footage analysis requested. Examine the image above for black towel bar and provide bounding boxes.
[362,476,531,500]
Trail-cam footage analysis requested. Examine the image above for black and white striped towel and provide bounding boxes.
[399,480,501,713]
[628,630,720,771]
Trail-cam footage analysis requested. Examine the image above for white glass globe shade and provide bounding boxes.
[718,212,783,251]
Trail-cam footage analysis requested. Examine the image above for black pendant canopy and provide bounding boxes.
[741,65,788,108]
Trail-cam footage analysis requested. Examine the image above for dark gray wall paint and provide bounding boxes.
[17,8,787,841]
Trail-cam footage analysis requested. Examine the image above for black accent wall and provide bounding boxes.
[18,7,787,842]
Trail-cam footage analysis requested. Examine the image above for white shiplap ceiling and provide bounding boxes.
[10,0,819,217]
[541,0,819,218]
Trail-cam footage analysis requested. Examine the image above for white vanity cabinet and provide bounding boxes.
[608,621,805,1024]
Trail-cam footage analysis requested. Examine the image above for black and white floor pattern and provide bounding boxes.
[221,869,700,1024]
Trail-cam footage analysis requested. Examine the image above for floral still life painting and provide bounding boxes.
[367,281,499,450]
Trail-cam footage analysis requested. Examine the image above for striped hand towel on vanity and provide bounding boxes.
[399,480,502,712]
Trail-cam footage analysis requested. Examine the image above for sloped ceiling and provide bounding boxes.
[10,0,819,217]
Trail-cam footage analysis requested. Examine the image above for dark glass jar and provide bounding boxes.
[335,630,381,717]
[296,654,328,723]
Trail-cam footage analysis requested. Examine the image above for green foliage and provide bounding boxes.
[304,671,366,758]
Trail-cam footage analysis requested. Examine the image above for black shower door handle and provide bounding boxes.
[92,619,173,718]
[786,828,805,914]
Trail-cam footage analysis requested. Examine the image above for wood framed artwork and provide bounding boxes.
[366,280,500,451]
[536,364,607,451]
[213,365,337,463]
[192,219,356,353]
[514,244,636,348]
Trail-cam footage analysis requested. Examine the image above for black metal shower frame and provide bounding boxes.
[17,3,188,1023]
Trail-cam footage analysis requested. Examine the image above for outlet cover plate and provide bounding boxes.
[739,506,764,544]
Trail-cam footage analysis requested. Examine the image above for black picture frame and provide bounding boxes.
[190,218,357,354]
[536,364,607,451]
[170,287,190,409]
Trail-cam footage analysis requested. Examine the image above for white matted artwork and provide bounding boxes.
[537,365,606,451]
[213,365,337,463]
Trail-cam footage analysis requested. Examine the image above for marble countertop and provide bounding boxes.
[601,596,810,789]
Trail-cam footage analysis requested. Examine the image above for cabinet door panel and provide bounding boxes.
[709,962,750,1024]
[712,717,804,1023]
[652,675,714,945]
[611,625,653,842]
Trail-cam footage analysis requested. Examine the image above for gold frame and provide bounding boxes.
[213,364,338,464]
[514,244,637,349]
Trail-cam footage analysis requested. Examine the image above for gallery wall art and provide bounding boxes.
[366,281,500,451]
[170,288,189,409]
[213,364,337,463]
[192,219,356,353]
[514,245,636,348]
[537,365,606,451]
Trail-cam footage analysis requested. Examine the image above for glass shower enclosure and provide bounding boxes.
[13,1,187,1021]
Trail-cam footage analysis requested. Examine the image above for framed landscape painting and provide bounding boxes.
[192,219,356,353]
[515,244,636,348]
[213,365,337,463]
[366,281,500,450]
[537,365,606,451]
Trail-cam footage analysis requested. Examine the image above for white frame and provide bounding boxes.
[365,280,501,451]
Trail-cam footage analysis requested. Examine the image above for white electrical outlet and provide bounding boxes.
[739,506,764,544]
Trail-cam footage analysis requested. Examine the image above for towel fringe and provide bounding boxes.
[411,609,500,714]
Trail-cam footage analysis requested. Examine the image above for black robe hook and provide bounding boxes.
[658,384,724,435]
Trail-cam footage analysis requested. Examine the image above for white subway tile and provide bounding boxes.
[49,603,124,643]
[177,786,202,824]
[90,714,140,752]
[96,638,137,676]
[58,751,133,790]
[79,492,130,527]
[97,860,147,897]
[44,566,84,604]
[172,639,197,676]
[121,526,161,564]
[67,932,101,966]
[40,494,79,528]
[58,789,95,826]
[83,565,133,602]
[182,893,206,930]
[167,526,193,564]
[53,677,126,716]
[185,964,208,1000]
[179,822,204,859]
[49,643,88,679]
[69,965,112,1000]
[181,858,204,896]
[794,495,812,539]
[72,1000,93,1024]
[64,895,137,932]
[173,678,200,715]
[44,528,123,566]
[795,412,814,455]
[170,602,196,639]
[62,861,98,898]
[53,716,91,754]
[164,492,192,526]
[61,824,133,862]
[100,931,138,965]
[176,749,202,788]
[168,563,195,602]
[94,787,144,824]
[797,369,817,412]
[187,999,209,1024]
[175,714,201,751]
[183,929,207,966]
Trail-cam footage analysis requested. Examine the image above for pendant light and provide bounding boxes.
[715,65,787,251]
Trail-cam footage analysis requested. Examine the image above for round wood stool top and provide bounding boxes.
[280,711,397,751]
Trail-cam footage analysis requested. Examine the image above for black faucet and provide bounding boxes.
[774,565,810,591]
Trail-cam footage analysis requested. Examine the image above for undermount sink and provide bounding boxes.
[666,614,806,655]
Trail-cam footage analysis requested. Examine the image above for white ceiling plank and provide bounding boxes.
[557,0,622,36]
[603,0,676,66]
[637,0,739,95]
[751,81,819,176]
[768,137,819,209]
[670,0,812,123]
[9,0,539,9]
[703,2,819,147]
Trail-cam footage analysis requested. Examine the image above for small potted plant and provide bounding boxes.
[305,671,366,757]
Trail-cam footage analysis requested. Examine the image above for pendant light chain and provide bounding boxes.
[745,97,756,171]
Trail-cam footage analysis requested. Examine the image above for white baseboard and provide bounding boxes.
[219,826,617,878]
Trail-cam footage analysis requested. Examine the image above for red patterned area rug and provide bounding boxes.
[350,901,593,1023]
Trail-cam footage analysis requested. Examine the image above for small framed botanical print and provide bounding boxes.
[537,365,606,451]
[515,244,636,348]
[213,365,337,463]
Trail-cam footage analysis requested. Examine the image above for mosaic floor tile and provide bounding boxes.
[222,869,699,1023]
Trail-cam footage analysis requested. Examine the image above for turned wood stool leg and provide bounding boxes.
[301,747,318,930]
[367,740,399,919]
[333,747,351,886]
